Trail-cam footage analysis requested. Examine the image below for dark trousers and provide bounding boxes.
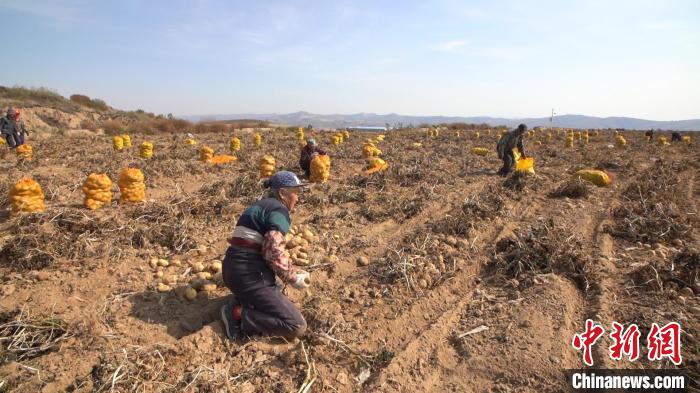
[498,150,515,177]
[300,159,311,177]
[4,133,18,148]
[222,247,306,339]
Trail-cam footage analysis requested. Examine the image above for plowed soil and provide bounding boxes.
[0,129,698,392]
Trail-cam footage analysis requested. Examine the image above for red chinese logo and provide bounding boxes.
[647,322,682,365]
[609,322,641,361]
[572,319,605,366]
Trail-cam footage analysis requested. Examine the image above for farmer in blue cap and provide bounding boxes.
[220,171,310,341]
[299,138,326,177]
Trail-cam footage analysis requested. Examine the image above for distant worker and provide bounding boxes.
[299,138,326,177]
[496,123,527,177]
[645,129,654,142]
[220,171,309,341]
[1,107,28,148]
[671,132,682,142]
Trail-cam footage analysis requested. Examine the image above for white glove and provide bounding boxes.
[291,271,310,290]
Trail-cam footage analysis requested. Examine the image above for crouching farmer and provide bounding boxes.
[299,138,326,177]
[496,123,527,177]
[220,171,310,340]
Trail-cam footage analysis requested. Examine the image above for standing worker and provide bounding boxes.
[645,129,654,142]
[496,123,527,177]
[1,107,28,148]
[299,138,326,177]
[220,171,310,341]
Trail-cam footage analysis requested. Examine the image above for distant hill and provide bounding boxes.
[183,111,700,131]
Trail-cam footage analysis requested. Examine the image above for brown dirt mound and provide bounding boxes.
[490,219,591,292]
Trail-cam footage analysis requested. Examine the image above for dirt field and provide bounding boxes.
[0,128,698,392]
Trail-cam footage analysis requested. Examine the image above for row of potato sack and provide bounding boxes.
[8,169,147,214]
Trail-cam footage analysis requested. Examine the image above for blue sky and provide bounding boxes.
[1,0,698,120]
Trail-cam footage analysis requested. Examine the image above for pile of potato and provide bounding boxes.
[149,256,224,301]
[285,225,319,266]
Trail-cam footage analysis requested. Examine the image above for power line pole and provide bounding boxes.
[549,108,556,129]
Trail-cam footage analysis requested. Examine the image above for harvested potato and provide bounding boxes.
[302,229,314,241]
[210,261,222,273]
[202,282,217,292]
[158,259,169,267]
[157,283,171,292]
[193,262,205,272]
[184,287,197,300]
[162,275,178,285]
[197,271,212,280]
[171,259,182,267]
[154,271,164,278]
[149,258,159,269]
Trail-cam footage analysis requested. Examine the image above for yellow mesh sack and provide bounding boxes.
[0,138,6,146]
[253,133,262,146]
[343,130,350,139]
[260,155,276,178]
[209,155,237,165]
[310,154,331,183]
[200,146,214,162]
[682,135,691,144]
[471,147,490,156]
[139,142,153,159]
[113,136,124,151]
[9,178,45,214]
[574,169,611,187]
[376,134,385,142]
[658,136,670,146]
[365,157,389,174]
[615,135,627,148]
[565,136,574,148]
[83,173,112,210]
[118,168,145,203]
[122,134,132,148]
[16,144,33,161]
[362,143,381,158]
[186,139,197,145]
[297,128,304,141]
[230,137,241,152]
[515,157,535,174]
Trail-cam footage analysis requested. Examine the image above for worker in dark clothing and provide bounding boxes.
[1,107,28,148]
[645,129,654,143]
[220,171,310,341]
[299,138,326,177]
[496,124,527,177]
[671,132,682,142]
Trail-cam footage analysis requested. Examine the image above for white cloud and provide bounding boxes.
[433,39,467,52]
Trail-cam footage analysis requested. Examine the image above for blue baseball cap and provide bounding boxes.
[268,171,308,189]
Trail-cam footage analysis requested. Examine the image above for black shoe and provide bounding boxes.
[220,304,242,340]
